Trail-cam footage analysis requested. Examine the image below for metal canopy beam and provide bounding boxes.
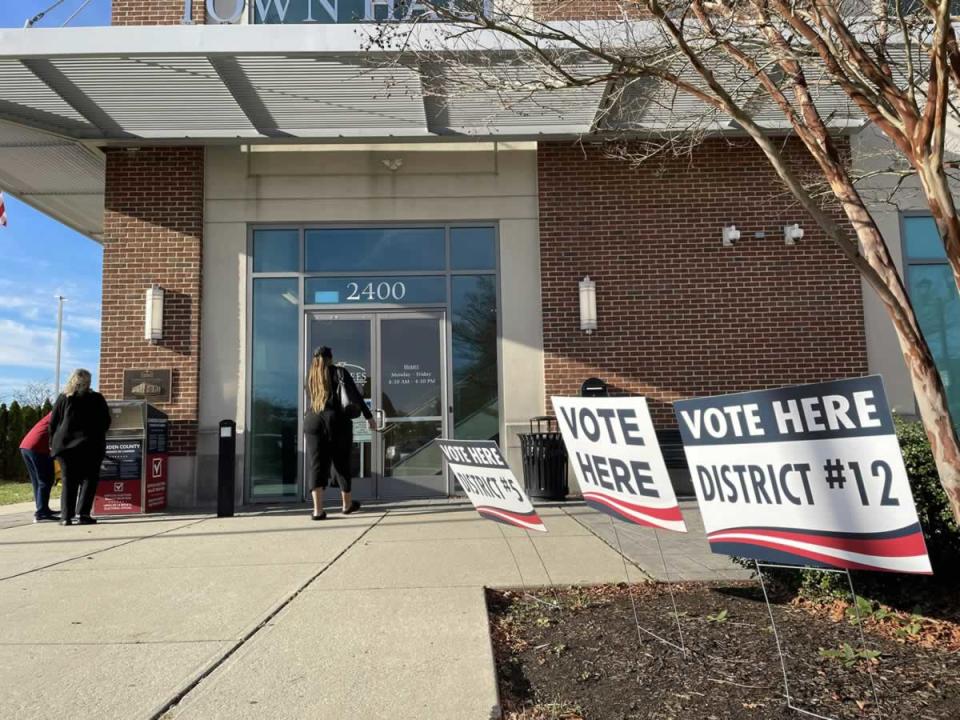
[208,56,292,139]
[20,59,131,138]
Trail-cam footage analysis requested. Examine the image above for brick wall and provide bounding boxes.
[538,139,869,427]
[533,0,636,19]
[102,147,204,456]
[112,0,204,25]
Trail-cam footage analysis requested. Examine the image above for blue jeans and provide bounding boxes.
[20,449,55,517]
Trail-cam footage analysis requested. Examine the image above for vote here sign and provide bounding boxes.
[437,440,547,532]
[552,397,687,533]
[674,376,931,574]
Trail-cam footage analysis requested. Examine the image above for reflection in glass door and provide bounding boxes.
[305,311,447,499]
[378,313,447,498]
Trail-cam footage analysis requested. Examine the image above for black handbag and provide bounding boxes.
[337,368,363,420]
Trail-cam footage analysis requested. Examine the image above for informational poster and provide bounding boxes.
[552,397,687,533]
[353,400,373,443]
[437,439,547,532]
[100,439,143,481]
[147,418,168,454]
[674,376,932,574]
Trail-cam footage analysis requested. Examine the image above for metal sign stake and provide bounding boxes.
[497,523,555,611]
[755,561,883,720]
[653,528,688,658]
[609,516,686,654]
[525,528,564,612]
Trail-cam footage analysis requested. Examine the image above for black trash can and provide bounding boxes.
[519,416,569,501]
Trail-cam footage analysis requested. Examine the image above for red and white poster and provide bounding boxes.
[552,397,687,533]
[145,454,167,511]
[94,479,142,514]
[674,376,931,574]
[437,439,547,532]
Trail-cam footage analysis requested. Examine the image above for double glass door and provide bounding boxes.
[305,310,448,499]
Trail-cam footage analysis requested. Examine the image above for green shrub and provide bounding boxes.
[736,415,960,596]
[894,416,960,571]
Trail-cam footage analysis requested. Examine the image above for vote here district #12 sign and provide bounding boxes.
[437,440,547,532]
[674,376,931,574]
[552,397,687,533]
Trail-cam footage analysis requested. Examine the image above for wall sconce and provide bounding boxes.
[722,225,741,247]
[579,276,597,334]
[145,284,164,343]
[784,223,805,245]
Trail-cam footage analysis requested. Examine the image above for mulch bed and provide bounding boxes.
[487,583,960,719]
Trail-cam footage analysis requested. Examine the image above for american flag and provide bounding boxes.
[0,191,6,227]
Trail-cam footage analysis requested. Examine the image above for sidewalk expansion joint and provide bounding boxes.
[0,517,213,583]
[148,511,388,720]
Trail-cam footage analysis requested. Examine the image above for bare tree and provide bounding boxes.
[370,0,960,520]
[13,381,54,408]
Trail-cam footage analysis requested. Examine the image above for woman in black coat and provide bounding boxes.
[49,369,111,526]
[304,346,376,520]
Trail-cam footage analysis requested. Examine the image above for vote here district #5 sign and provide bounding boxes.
[552,397,687,533]
[437,440,547,532]
[674,376,931,574]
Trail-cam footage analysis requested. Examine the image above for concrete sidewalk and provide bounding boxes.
[564,500,753,582]
[0,502,642,720]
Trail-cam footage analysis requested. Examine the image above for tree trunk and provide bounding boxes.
[831,179,960,524]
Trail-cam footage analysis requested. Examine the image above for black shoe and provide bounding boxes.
[60,518,74,526]
[77,516,97,525]
[34,512,60,523]
[312,511,327,521]
[343,500,361,515]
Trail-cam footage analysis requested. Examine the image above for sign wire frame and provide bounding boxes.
[754,561,883,720]
[496,523,560,611]
[608,515,688,657]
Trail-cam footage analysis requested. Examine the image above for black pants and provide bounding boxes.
[305,412,353,492]
[59,448,104,519]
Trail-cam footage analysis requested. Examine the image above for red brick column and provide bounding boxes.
[538,139,869,428]
[101,147,204,456]
[112,0,204,24]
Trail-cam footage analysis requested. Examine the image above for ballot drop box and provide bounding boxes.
[96,401,169,515]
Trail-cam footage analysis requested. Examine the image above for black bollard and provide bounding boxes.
[217,420,236,518]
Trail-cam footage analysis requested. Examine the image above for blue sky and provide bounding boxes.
[0,1,111,402]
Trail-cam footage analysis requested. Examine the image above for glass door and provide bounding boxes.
[305,313,377,499]
[305,310,448,499]
[377,312,447,498]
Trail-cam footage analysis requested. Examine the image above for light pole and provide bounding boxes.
[54,295,65,396]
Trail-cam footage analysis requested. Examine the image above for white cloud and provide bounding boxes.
[0,318,95,371]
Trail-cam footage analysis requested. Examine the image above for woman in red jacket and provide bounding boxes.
[20,412,58,522]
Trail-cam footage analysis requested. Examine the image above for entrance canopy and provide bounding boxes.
[0,22,864,238]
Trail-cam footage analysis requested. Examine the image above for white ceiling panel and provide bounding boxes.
[50,56,258,136]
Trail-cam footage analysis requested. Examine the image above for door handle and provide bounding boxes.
[375,409,385,430]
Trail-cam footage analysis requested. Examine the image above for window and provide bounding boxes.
[903,215,960,431]
[450,227,497,270]
[305,228,445,273]
[452,275,499,442]
[249,278,300,497]
[252,229,299,273]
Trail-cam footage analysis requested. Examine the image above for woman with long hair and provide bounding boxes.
[304,346,375,520]
[49,369,111,526]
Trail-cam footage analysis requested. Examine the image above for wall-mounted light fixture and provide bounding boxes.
[145,284,164,343]
[783,223,805,245]
[579,276,597,334]
[722,225,741,247]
